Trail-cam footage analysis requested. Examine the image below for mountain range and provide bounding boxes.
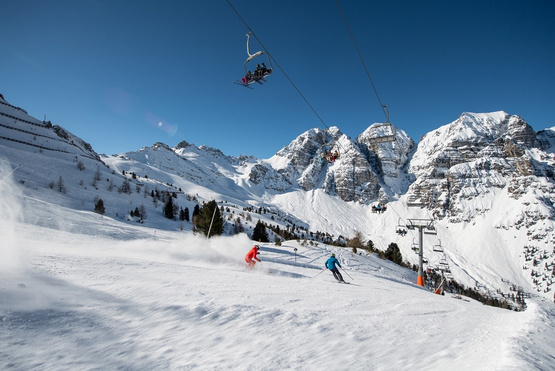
[1,93,554,302]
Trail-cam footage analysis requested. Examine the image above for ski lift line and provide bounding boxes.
[225,0,329,129]
[335,0,388,123]
[387,204,416,237]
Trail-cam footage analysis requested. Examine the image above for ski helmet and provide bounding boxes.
[331,253,335,257]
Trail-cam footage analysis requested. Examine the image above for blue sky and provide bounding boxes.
[1,0,554,158]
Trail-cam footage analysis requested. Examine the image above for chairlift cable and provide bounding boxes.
[388,204,418,240]
[335,0,389,123]
[225,0,329,129]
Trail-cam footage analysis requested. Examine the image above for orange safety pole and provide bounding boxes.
[417,275,425,287]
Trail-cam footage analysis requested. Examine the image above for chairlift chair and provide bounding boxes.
[367,125,396,144]
[432,240,444,253]
[318,146,340,165]
[411,238,419,253]
[367,105,396,144]
[235,32,273,87]
[407,194,425,208]
[424,225,437,235]
[395,218,407,236]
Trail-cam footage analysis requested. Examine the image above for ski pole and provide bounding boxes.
[340,266,353,280]
[312,268,327,278]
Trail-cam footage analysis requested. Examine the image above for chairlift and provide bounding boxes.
[432,240,444,253]
[317,130,340,164]
[367,105,396,144]
[395,218,407,236]
[407,194,425,208]
[235,32,273,88]
[439,258,448,266]
[411,238,419,253]
[319,149,339,164]
[424,224,437,235]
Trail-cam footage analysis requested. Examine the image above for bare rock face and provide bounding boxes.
[257,124,414,203]
[407,112,554,222]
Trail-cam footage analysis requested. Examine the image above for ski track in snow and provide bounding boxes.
[1,220,554,370]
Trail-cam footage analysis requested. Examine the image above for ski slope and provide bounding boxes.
[1,121,554,370]
[2,206,554,369]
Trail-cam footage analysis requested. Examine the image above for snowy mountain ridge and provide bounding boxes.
[1,95,554,302]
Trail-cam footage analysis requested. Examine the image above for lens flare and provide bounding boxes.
[144,112,178,137]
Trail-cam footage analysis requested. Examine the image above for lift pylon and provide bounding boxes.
[407,218,434,287]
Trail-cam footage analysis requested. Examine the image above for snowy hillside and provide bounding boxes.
[1,94,555,369]
[1,165,554,369]
[2,95,555,299]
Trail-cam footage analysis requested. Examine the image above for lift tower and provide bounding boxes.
[406,218,435,287]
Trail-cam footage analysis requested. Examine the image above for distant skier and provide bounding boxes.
[325,253,344,282]
[245,245,261,268]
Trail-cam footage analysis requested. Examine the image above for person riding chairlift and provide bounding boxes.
[242,71,254,84]
[261,62,270,76]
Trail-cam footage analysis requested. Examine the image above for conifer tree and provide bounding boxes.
[196,200,223,237]
[385,243,403,265]
[163,197,175,220]
[192,204,200,227]
[94,198,105,215]
[252,220,269,242]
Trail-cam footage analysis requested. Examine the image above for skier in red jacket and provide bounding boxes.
[245,245,261,267]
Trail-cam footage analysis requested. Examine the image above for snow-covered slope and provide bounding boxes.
[1,95,555,369]
[1,97,554,302]
[1,175,554,369]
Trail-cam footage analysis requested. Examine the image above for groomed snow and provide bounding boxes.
[1,170,554,370]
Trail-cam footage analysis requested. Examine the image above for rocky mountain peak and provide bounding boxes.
[407,112,553,222]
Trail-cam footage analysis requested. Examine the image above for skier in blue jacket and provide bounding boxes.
[325,254,344,282]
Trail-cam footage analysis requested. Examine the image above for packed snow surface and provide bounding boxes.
[1,101,554,369]
[1,177,554,370]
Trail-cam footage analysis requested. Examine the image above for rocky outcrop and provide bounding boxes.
[407,112,554,221]
[258,124,413,203]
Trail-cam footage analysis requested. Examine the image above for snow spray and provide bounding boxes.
[0,159,25,272]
